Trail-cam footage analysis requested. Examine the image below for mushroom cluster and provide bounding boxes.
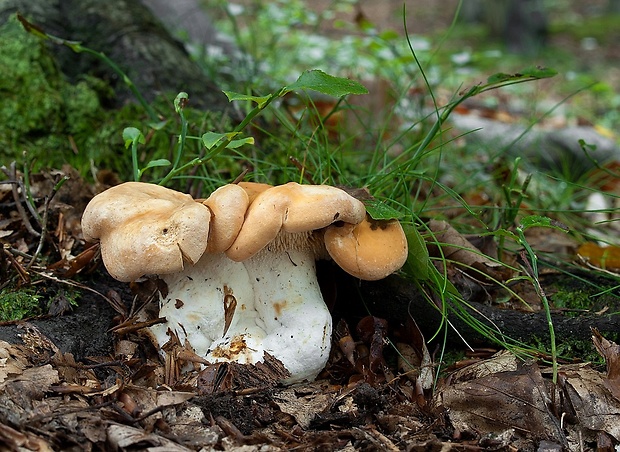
[82,181,408,384]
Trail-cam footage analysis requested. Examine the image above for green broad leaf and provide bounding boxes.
[486,72,518,84]
[147,119,168,131]
[226,137,255,149]
[487,66,557,84]
[142,159,171,170]
[174,92,189,113]
[201,132,253,151]
[520,66,558,78]
[223,91,272,108]
[286,70,368,97]
[519,215,569,232]
[402,225,430,281]
[122,127,145,148]
[364,199,405,221]
[378,29,400,41]
[201,132,226,149]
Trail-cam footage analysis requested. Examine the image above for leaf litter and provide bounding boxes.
[1,167,620,450]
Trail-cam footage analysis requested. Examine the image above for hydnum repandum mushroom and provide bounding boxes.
[81,181,408,384]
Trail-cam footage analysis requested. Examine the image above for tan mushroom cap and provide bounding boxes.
[237,181,273,203]
[81,182,211,282]
[202,184,249,253]
[226,182,367,262]
[324,216,408,280]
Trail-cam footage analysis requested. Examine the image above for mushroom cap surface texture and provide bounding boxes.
[202,184,249,253]
[226,182,367,262]
[324,216,408,280]
[81,182,211,282]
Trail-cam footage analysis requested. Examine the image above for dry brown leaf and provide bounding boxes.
[523,226,578,257]
[273,382,334,429]
[0,422,54,452]
[560,366,620,442]
[106,424,193,451]
[439,361,565,445]
[156,390,195,407]
[592,329,620,401]
[0,341,30,384]
[427,219,510,281]
[449,350,519,383]
[577,242,620,272]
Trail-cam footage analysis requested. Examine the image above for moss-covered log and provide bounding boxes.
[0,0,230,110]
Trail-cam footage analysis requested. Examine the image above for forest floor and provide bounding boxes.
[1,167,620,451]
[2,1,620,451]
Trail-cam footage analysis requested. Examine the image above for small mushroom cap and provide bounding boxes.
[81,182,211,282]
[324,216,408,280]
[202,184,249,253]
[226,182,366,262]
[237,181,273,203]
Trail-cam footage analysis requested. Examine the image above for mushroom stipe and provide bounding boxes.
[81,181,408,384]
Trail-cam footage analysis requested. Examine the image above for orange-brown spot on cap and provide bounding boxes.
[324,216,408,280]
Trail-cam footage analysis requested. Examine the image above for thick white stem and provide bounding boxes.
[149,249,332,384]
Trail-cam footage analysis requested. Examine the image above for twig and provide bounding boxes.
[2,247,30,285]
[33,270,116,306]
[0,163,40,237]
[25,175,69,271]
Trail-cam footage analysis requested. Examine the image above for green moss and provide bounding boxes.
[546,271,620,316]
[0,287,43,321]
[0,14,247,188]
[0,17,62,133]
[0,285,82,321]
[0,15,103,173]
[556,337,603,365]
[0,16,190,181]
[551,288,593,311]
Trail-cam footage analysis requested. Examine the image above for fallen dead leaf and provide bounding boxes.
[0,341,29,383]
[273,382,334,429]
[427,219,511,281]
[577,242,620,272]
[439,361,566,446]
[107,423,193,452]
[592,328,620,401]
[559,366,620,442]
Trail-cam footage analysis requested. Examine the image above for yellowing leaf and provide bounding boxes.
[577,242,620,271]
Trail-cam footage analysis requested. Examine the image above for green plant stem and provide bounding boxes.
[170,103,189,173]
[26,175,69,271]
[131,140,140,182]
[158,91,281,185]
[517,228,558,384]
[18,14,158,122]
[77,47,158,122]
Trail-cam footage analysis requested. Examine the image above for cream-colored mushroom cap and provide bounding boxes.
[324,216,408,280]
[226,182,367,262]
[81,182,211,282]
[237,181,273,203]
[202,184,249,253]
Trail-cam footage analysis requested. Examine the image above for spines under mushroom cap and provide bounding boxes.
[81,182,211,282]
[225,182,367,262]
